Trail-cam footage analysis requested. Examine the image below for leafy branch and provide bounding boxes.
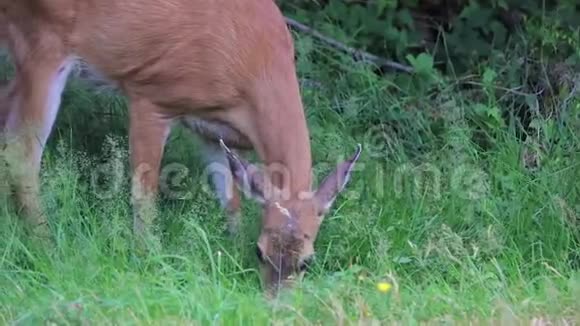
[284,16,414,74]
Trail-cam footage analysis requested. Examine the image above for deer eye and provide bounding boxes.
[256,245,265,263]
[298,256,314,272]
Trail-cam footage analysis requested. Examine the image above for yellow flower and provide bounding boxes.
[376,282,392,293]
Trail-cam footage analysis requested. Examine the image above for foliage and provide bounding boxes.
[280,0,580,159]
[280,0,580,70]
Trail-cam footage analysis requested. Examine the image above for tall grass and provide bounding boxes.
[1,33,579,324]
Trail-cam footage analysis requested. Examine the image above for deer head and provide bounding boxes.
[220,140,362,294]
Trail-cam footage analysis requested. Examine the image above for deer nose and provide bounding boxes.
[267,274,297,295]
[262,276,282,298]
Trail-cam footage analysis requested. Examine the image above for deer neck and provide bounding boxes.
[262,135,312,201]
[251,78,313,200]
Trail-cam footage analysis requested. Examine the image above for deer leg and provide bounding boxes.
[0,80,15,203]
[129,99,171,247]
[3,55,73,236]
[198,138,242,235]
[0,79,15,132]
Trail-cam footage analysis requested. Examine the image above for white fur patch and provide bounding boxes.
[274,201,291,218]
[4,57,75,164]
[43,58,74,143]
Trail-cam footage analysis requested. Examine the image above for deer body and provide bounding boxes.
[0,0,361,293]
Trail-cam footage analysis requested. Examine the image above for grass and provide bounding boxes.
[1,34,580,324]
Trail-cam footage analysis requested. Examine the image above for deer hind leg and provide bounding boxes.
[2,55,73,236]
[129,98,172,248]
[198,138,242,235]
[180,117,252,235]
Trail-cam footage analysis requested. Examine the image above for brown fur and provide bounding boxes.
[0,0,362,294]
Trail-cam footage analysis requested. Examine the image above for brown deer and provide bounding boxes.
[0,0,362,293]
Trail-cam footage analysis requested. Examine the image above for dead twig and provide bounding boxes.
[284,16,414,74]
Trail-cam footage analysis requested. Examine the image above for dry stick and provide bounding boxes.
[284,16,414,74]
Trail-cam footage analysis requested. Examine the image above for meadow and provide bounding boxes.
[1,10,580,325]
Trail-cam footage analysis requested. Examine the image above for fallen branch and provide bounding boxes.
[284,16,414,74]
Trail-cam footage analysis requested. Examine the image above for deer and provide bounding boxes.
[0,0,362,294]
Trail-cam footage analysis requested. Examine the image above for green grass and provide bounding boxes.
[1,38,580,324]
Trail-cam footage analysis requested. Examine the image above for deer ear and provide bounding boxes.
[314,144,362,216]
[220,139,267,204]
